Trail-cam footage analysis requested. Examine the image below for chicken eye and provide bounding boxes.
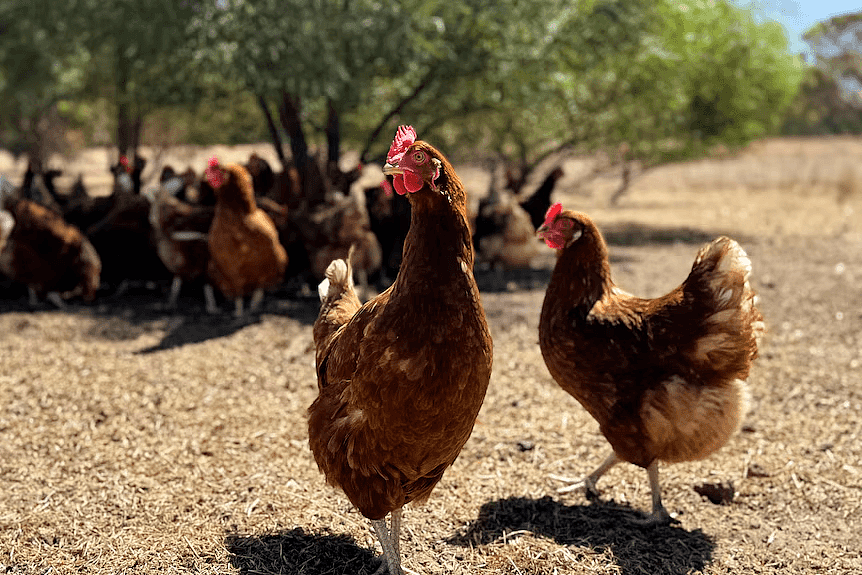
[412,151,427,164]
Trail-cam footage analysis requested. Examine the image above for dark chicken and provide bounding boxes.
[308,126,493,574]
[519,166,565,230]
[145,178,215,308]
[0,176,101,306]
[537,204,763,524]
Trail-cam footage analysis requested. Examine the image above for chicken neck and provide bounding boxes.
[391,195,475,300]
[544,231,613,317]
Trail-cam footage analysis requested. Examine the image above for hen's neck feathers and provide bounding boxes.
[217,166,257,214]
[547,224,613,313]
[393,153,474,294]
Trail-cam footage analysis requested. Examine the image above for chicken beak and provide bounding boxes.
[536,224,549,238]
[382,163,402,176]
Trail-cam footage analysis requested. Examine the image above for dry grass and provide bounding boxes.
[1,137,861,574]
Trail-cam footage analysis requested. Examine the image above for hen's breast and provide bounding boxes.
[308,266,492,519]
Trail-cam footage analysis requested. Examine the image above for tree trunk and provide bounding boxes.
[278,91,308,172]
[117,102,131,161]
[257,94,287,169]
[278,91,328,206]
[116,48,132,162]
[326,98,340,166]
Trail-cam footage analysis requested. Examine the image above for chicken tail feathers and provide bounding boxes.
[686,237,764,374]
[313,246,363,381]
[318,249,356,303]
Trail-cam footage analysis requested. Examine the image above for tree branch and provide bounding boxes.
[359,66,438,164]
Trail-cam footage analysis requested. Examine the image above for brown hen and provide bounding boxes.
[204,159,287,316]
[0,177,101,306]
[538,204,763,525]
[308,126,493,574]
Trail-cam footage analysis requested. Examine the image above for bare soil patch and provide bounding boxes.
[1,137,861,574]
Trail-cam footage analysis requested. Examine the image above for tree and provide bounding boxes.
[64,0,216,160]
[196,0,575,168]
[0,1,88,163]
[782,67,862,135]
[803,12,862,105]
[396,0,803,200]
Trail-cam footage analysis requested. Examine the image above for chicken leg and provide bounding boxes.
[167,276,182,309]
[371,508,403,575]
[249,287,265,313]
[639,460,673,526]
[559,451,674,526]
[204,284,219,314]
[556,451,620,496]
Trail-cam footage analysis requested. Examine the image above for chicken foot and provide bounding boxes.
[556,451,620,496]
[28,288,66,309]
[371,508,403,575]
[558,452,675,525]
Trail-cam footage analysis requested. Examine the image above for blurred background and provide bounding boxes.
[0,0,860,307]
[0,0,859,176]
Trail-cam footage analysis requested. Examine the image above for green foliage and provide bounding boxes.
[454,0,804,169]
[0,1,88,158]
[0,0,803,171]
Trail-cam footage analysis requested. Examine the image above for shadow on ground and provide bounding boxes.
[601,222,747,247]
[0,279,322,351]
[447,496,716,575]
[226,527,379,575]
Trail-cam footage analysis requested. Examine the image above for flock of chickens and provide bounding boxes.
[0,151,385,313]
[0,145,565,315]
[2,127,764,575]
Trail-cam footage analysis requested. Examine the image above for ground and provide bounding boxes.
[0,137,861,574]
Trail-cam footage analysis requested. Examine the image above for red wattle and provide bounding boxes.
[393,175,408,195]
[403,171,423,193]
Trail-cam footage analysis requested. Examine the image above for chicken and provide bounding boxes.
[0,176,101,307]
[537,203,763,525]
[303,191,382,300]
[473,186,542,270]
[245,153,276,198]
[114,154,147,195]
[18,161,63,212]
[144,178,215,308]
[519,166,565,230]
[84,183,168,292]
[365,179,411,285]
[308,126,493,575]
[204,158,287,316]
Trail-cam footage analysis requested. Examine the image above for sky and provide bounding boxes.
[741,0,861,54]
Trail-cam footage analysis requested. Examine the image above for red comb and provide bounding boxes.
[544,203,562,228]
[119,155,131,173]
[205,156,224,189]
[387,125,416,164]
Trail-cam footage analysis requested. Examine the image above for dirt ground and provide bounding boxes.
[1,137,861,574]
